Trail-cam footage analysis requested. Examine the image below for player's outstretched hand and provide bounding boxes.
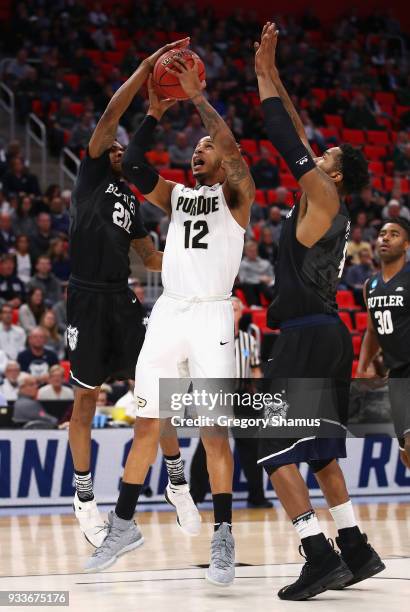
[147,75,176,119]
[144,37,190,71]
[165,56,206,99]
[254,22,279,77]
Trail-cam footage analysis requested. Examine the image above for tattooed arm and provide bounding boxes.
[166,58,255,229]
[131,236,163,271]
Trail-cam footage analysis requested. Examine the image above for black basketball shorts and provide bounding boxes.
[67,281,146,389]
[258,314,353,470]
[388,362,410,450]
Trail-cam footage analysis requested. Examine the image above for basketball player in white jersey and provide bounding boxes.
[84,59,255,585]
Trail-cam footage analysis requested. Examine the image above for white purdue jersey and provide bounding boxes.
[162,183,245,298]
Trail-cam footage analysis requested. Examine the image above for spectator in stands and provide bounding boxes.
[345,247,375,306]
[92,24,116,51]
[157,119,178,148]
[322,84,349,116]
[52,284,67,335]
[17,326,58,383]
[139,201,165,233]
[40,310,65,359]
[0,212,16,253]
[306,98,325,127]
[5,48,30,82]
[28,256,62,306]
[382,198,410,222]
[48,238,70,282]
[68,112,95,154]
[258,227,278,267]
[12,195,36,236]
[49,197,69,235]
[2,157,40,197]
[264,206,283,243]
[146,142,170,169]
[238,240,274,306]
[347,226,372,264]
[355,211,377,242]
[29,213,57,261]
[344,92,379,130]
[300,110,326,151]
[115,379,135,414]
[184,113,207,148]
[0,304,26,360]
[71,47,94,77]
[19,287,45,333]
[393,143,410,176]
[169,133,192,170]
[0,360,21,401]
[0,255,25,308]
[251,151,279,189]
[350,186,384,224]
[38,364,74,401]
[14,234,32,285]
[47,97,78,155]
[89,2,108,26]
[13,374,57,427]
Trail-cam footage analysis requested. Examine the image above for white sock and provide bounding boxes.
[292,509,322,539]
[329,500,357,530]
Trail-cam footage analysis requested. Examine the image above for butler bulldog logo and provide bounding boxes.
[67,325,79,351]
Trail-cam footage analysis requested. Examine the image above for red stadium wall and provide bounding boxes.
[172,0,410,29]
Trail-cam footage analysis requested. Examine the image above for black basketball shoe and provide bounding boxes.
[278,535,353,601]
[334,531,385,588]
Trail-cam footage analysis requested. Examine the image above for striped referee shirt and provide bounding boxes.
[235,330,261,378]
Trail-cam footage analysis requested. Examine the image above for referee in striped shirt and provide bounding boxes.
[190,298,273,508]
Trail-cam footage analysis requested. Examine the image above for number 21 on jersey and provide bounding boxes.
[113,202,132,233]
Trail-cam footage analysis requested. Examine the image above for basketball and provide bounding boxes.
[153,48,206,100]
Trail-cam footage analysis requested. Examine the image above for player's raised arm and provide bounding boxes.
[165,57,255,228]
[121,76,181,215]
[88,37,189,159]
[255,24,340,246]
[357,280,382,376]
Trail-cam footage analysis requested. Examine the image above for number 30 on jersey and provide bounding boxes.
[374,310,394,335]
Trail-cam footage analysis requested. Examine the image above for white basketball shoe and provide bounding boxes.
[164,482,202,536]
[73,492,107,547]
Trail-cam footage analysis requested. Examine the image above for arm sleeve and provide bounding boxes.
[121,115,160,194]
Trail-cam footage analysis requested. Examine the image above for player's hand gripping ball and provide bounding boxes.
[153,48,206,100]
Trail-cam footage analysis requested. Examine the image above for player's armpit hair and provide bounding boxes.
[121,115,160,194]
[261,97,316,181]
[338,144,370,195]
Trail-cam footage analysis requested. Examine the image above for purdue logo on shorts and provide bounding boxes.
[67,325,79,351]
[136,396,147,409]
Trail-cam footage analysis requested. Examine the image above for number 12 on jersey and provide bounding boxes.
[184,220,209,249]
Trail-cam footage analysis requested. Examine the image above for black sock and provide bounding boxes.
[212,493,232,531]
[164,453,187,487]
[301,533,332,561]
[74,469,94,502]
[115,482,143,520]
[337,526,364,548]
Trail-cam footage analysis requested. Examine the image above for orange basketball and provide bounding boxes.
[152,48,206,100]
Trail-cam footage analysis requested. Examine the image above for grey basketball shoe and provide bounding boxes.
[205,523,235,586]
[84,511,144,572]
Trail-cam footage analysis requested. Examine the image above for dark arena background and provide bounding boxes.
[0,1,409,610]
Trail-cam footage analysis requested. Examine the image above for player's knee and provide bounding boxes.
[201,434,230,460]
[135,417,160,442]
[71,387,99,426]
[307,458,335,473]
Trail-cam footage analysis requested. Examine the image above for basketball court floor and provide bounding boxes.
[1,500,409,611]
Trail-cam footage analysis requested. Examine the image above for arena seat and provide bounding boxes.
[366,130,390,146]
[364,145,387,160]
[397,105,410,118]
[234,288,249,307]
[105,51,125,64]
[342,129,366,145]
[251,309,267,328]
[12,309,19,325]
[374,92,396,106]
[352,334,362,357]
[280,174,299,190]
[321,127,340,140]
[84,49,103,63]
[60,361,71,382]
[311,88,328,103]
[371,176,384,190]
[267,189,294,207]
[384,176,410,193]
[339,311,353,332]
[240,139,258,156]
[69,102,85,117]
[336,290,359,311]
[259,140,279,157]
[325,114,344,129]
[355,312,368,333]
[160,169,186,183]
[63,74,80,91]
[254,190,267,206]
[368,161,384,175]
